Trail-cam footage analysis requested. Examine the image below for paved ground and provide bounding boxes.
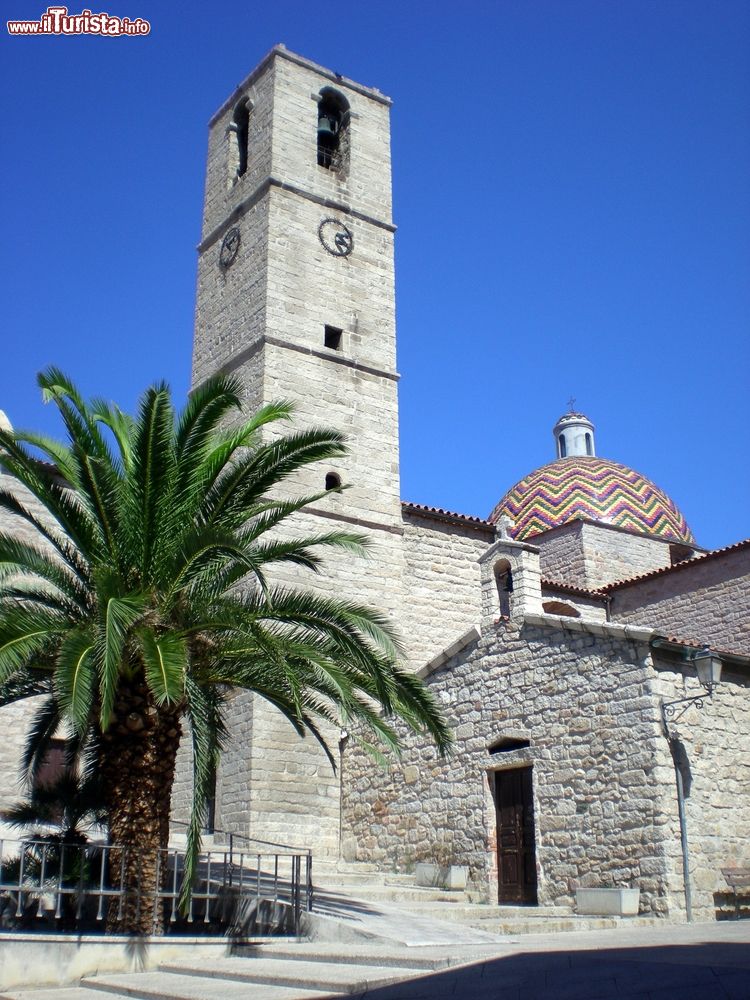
[346,921,750,999]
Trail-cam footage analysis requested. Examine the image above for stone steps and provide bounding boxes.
[1,947,440,1000]
[370,899,664,936]
[237,943,451,970]
[312,879,661,939]
[316,883,471,904]
[313,871,416,888]
[310,861,380,875]
[395,901,571,919]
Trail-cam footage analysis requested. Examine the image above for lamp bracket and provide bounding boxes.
[661,694,705,724]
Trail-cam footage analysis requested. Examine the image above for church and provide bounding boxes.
[2,45,749,925]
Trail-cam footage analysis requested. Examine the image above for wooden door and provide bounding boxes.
[495,767,537,904]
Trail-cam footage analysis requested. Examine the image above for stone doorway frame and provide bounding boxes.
[484,741,540,906]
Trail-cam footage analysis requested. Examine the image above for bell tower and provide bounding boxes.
[189,46,404,853]
[192,44,400,533]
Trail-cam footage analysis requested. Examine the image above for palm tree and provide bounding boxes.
[0,370,451,934]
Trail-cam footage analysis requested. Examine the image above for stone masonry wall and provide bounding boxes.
[579,522,675,590]
[0,699,42,823]
[342,618,674,915]
[650,652,750,920]
[610,547,750,655]
[535,522,588,589]
[535,521,676,592]
[200,56,275,250]
[400,512,491,670]
[540,586,608,622]
[269,52,393,234]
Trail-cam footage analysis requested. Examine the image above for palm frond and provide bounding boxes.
[0,488,90,584]
[54,629,95,734]
[0,532,88,611]
[0,432,103,560]
[11,431,78,483]
[139,629,186,705]
[90,399,136,472]
[0,606,69,685]
[96,593,147,728]
[180,676,227,911]
[124,384,177,582]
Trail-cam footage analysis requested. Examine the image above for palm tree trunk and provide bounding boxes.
[100,679,182,935]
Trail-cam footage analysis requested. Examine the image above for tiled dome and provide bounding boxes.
[490,456,695,544]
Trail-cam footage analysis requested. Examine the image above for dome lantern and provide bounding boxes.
[553,410,595,459]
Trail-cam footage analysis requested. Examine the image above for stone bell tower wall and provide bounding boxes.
[181,47,405,855]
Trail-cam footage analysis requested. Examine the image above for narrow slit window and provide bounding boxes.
[585,432,592,455]
[488,737,531,754]
[559,434,567,458]
[324,325,343,351]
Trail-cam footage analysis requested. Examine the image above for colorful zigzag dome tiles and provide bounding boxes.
[490,457,695,544]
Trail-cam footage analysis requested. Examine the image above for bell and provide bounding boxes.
[317,114,338,138]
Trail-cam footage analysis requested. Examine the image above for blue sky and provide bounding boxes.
[2,0,748,550]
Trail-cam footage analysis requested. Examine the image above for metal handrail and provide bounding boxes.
[0,835,313,935]
[169,819,312,855]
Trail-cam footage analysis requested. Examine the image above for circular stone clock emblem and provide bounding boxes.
[219,226,241,268]
[318,218,354,257]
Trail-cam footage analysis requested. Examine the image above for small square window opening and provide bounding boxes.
[324,325,343,351]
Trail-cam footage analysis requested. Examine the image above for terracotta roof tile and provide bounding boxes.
[401,501,494,528]
[652,633,750,664]
[541,579,607,599]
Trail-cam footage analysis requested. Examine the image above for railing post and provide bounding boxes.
[75,843,85,921]
[151,849,162,935]
[306,852,313,912]
[204,852,212,924]
[15,844,26,917]
[36,843,48,918]
[55,844,65,920]
[293,854,301,936]
[170,849,178,923]
[96,847,107,922]
[117,847,126,923]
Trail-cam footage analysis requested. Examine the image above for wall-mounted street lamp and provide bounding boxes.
[661,648,723,724]
[657,646,723,925]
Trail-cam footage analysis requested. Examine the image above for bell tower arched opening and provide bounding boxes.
[317,87,350,173]
[494,559,513,617]
[228,98,252,182]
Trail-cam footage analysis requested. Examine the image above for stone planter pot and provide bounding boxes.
[575,887,640,916]
[414,863,467,891]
